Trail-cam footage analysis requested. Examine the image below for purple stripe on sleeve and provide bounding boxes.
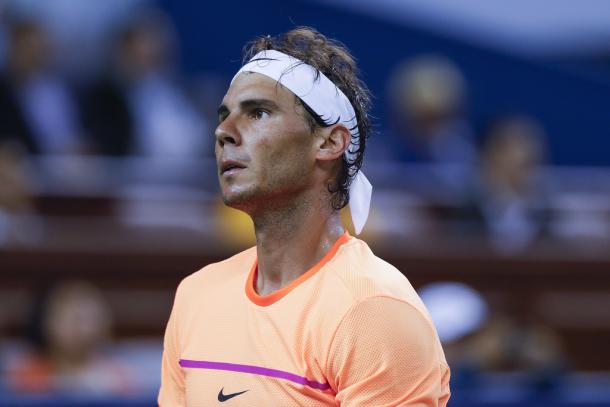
[179,359,331,391]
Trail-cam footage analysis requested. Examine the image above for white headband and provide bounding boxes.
[232,50,372,234]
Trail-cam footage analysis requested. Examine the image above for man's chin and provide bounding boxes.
[221,192,253,212]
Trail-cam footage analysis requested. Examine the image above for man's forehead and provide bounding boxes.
[222,72,293,106]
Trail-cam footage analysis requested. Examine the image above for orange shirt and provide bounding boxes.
[159,233,450,406]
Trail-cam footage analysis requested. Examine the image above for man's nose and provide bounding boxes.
[215,115,241,147]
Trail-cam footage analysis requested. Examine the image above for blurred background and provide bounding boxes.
[1,0,609,406]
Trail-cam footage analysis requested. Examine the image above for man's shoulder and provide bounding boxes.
[331,237,423,306]
[177,246,257,294]
[329,238,439,346]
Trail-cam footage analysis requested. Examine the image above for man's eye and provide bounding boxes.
[251,109,270,120]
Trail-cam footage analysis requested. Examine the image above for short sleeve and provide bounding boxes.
[158,282,187,407]
[327,296,450,406]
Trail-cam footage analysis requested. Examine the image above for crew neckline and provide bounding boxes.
[245,232,352,307]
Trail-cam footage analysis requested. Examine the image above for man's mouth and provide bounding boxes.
[220,160,246,175]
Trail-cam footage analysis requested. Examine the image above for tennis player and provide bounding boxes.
[159,27,450,406]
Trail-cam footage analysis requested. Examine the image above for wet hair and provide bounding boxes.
[243,27,372,209]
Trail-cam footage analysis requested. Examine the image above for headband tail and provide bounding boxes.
[349,171,372,235]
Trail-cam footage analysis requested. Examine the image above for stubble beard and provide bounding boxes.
[221,165,311,220]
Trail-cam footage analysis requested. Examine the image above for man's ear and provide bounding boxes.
[315,124,350,162]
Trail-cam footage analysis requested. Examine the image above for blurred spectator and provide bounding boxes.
[5,281,132,396]
[3,0,151,81]
[462,313,565,374]
[0,19,85,155]
[460,312,566,395]
[387,55,477,197]
[82,9,206,157]
[467,115,551,252]
[420,282,566,394]
[0,141,40,245]
[0,142,33,215]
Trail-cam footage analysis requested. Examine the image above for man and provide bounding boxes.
[159,27,450,406]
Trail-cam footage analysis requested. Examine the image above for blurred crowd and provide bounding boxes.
[377,55,555,253]
[0,7,209,157]
[0,1,609,404]
[1,3,606,251]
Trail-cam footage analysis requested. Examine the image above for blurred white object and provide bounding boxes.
[419,282,489,344]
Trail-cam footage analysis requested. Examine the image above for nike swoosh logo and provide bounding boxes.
[218,387,249,402]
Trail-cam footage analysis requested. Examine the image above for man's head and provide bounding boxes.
[481,115,547,194]
[115,10,176,81]
[390,55,466,136]
[215,27,371,217]
[8,20,51,80]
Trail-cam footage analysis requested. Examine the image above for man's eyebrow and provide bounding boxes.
[217,99,280,119]
[240,98,280,111]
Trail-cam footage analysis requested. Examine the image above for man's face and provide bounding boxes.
[215,72,317,213]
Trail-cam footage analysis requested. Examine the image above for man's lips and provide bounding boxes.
[220,160,247,175]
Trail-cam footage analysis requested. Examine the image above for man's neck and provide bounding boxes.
[252,193,345,296]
